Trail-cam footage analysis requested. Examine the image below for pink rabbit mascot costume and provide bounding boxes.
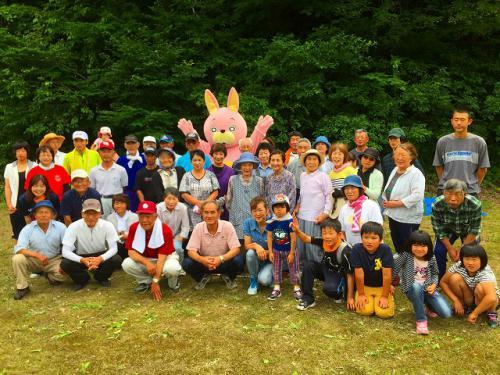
[178,87,274,163]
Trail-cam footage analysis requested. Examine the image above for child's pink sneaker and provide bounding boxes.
[416,320,429,335]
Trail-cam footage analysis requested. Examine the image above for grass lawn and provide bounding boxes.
[0,197,499,375]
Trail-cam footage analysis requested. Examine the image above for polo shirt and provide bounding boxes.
[350,243,393,288]
[62,218,118,262]
[63,148,102,175]
[187,220,240,257]
[15,220,66,259]
[89,163,128,196]
[125,221,174,258]
[242,218,268,249]
[60,188,101,222]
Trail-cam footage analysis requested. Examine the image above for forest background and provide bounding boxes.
[0,0,498,182]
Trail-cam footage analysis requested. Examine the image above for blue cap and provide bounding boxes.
[160,134,174,143]
[233,152,259,170]
[33,200,56,213]
[342,174,363,189]
[313,135,331,149]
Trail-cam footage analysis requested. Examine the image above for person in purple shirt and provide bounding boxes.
[207,143,234,220]
[117,135,145,212]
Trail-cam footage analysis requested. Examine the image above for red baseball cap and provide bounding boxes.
[136,201,156,214]
[99,140,115,150]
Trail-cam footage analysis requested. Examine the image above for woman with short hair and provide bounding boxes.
[382,143,425,253]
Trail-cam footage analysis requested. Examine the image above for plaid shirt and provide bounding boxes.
[431,195,482,240]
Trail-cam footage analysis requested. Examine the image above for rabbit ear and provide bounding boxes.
[227,87,239,112]
[205,89,219,114]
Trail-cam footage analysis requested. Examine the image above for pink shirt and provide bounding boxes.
[187,220,240,257]
[298,170,333,221]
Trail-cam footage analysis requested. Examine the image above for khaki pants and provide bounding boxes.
[122,253,181,288]
[355,286,395,319]
[12,254,66,289]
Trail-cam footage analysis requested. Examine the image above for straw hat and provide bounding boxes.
[39,133,65,147]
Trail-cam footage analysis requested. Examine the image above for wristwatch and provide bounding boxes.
[152,278,160,284]
[219,255,225,264]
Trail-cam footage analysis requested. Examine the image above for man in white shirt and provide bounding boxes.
[90,141,128,216]
[61,199,121,291]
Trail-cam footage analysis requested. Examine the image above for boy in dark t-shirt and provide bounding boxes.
[350,221,394,318]
[292,218,355,311]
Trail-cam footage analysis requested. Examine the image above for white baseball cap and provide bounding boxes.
[143,136,156,144]
[72,131,89,140]
[71,169,89,181]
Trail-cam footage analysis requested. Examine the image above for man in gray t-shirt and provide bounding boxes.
[433,108,489,195]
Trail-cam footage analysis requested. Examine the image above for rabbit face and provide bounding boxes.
[203,108,247,147]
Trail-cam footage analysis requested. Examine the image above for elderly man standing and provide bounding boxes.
[431,179,482,279]
[12,200,66,300]
[117,135,145,212]
[350,129,369,164]
[90,141,128,216]
[183,200,244,290]
[122,201,182,300]
[61,199,121,290]
[63,131,101,175]
[60,169,101,226]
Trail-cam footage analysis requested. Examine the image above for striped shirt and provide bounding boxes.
[448,262,500,299]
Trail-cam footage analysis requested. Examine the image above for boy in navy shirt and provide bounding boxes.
[350,221,395,318]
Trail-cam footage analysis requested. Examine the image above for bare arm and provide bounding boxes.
[136,190,145,203]
[381,267,392,298]
[435,166,443,180]
[477,167,487,185]
[4,178,14,212]
[63,216,72,227]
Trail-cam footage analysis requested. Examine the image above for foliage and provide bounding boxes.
[0,1,498,179]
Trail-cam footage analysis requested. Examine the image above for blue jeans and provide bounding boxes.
[406,282,452,321]
[434,234,466,280]
[245,250,273,286]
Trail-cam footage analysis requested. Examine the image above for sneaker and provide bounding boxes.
[30,272,42,279]
[296,299,316,311]
[221,274,237,289]
[14,287,30,300]
[416,320,429,335]
[268,289,282,301]
[73,279,89,291]
[487,312,498,328]
[293,289,303,301]
[134,283,150,293]
[170,280,180,293]
[179,268,186,276]
[425,307,439,318]
[333,298,343,304]
[247,277,258,295]
[194,274,212,290]
[96,279,111,288]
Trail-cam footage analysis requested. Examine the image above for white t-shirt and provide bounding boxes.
[338,199,383,245]
[414,258,429,284]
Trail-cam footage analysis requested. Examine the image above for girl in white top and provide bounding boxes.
[106,193,138,259]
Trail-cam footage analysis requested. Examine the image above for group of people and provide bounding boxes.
[6,107,498,334]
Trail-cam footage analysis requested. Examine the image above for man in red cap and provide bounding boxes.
[89,140,128,216]
[122,201,182,300]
